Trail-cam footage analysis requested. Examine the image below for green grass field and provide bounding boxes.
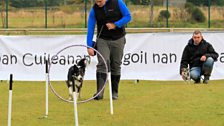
[1,80,224,126]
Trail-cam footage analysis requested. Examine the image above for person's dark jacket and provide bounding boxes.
[179,38,219,74]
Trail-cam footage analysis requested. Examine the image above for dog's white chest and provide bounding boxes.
[75,80,82,87]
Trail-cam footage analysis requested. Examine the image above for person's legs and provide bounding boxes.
[94,38,110,100]
[110,37,125,99]
[202,57,214,84]
[190,67,202,83]
[94,37,125,100]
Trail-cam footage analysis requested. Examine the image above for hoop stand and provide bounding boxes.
[45,60,49,118]
[108,72,114,115]
[8,74,13,126]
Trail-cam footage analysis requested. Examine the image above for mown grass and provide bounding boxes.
[1,80,224,126]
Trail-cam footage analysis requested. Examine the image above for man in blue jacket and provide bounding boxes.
[86,0,131,100]
[180,30,219,84]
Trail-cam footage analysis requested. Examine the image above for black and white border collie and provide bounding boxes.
[66,58,87,100]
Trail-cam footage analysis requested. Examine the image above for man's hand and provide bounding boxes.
[87,48,95,56]
[200,55,207,62]
[106,23,116,30]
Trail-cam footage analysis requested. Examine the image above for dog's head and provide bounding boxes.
[182,68,190,81]
[71,58,87,82]
[77,58,87,68]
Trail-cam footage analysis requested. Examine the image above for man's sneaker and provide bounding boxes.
[203,76,209,84]
[194,79,201,84]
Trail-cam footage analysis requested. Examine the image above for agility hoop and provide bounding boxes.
[48,44,109,104]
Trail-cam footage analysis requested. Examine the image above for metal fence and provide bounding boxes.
[0,0,223,29]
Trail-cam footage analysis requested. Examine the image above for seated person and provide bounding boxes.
[180,30,219,84]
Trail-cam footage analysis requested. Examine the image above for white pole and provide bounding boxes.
[108,72,114,115]
[8,74,13,126]
[73,92,79,126]
[45,60,49,117]
[45,73,49,117]
[8,90,12,126]
[72,84,79,126]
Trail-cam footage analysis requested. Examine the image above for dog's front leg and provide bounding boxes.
[78,88,81,99]
[67,81,74,100]
[78,82,83,99]
[68,86,73,100]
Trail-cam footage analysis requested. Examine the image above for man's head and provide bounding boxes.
[95,0,106,7]
[192,30,203,45]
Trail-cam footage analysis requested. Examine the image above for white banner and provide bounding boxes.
[0,33,224,81]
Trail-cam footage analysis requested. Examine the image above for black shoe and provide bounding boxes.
[112,93,118,100]
[94,72,107,100]
[203,76,209,84]
[94,97,103,100]
[112,96,118,100]
[93,93,103,100]
[111,75,120,100]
